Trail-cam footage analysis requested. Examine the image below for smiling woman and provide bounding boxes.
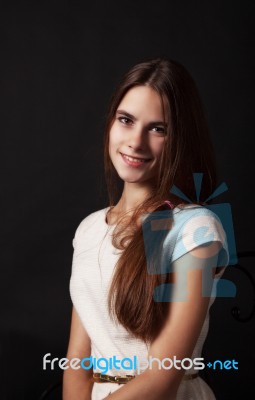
[63,59,229,400]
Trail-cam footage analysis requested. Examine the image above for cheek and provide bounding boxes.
[149,137,165,157]
[109,124,120,149]
[108,128,121,160]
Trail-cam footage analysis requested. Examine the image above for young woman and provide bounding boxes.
[63,58,229,400]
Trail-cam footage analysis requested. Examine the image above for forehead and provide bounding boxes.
[118,86,166,120]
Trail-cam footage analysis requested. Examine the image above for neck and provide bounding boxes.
[115,182,153,213]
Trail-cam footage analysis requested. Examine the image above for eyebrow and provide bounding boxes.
[116,109,168,126]
[116,110,137,121]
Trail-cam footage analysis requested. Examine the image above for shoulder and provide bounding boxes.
[164,204,229,265]
[173,204,224,237]
[72,207,109,246]
[174,203,219,221]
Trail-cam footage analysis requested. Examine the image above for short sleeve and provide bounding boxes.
[171,208,229,268]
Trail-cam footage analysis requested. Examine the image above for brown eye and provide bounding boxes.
[118,116,133,125]
[151,126,166,134]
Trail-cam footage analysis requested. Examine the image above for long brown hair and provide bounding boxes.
[104,58,218,344]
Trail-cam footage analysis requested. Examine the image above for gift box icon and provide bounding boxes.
[142,173,237,302]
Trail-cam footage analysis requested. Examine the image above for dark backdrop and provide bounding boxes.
[1,1,254,399]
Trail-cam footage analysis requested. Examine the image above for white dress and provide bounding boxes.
[70,205,229,400]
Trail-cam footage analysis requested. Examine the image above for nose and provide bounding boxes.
[127,126,145,151]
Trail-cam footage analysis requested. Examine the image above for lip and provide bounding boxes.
[120,152,151,168]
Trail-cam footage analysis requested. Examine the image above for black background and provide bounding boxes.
[0,1,254,399]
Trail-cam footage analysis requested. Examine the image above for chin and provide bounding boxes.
[116,171,141,183]
[118,172,154,184]
[120,176,143,183]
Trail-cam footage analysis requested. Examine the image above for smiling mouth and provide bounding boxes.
[120,153,151,162]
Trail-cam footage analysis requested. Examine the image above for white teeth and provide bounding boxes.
[123,154,146,162]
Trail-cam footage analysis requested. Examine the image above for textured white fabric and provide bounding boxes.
[70,206,228,399]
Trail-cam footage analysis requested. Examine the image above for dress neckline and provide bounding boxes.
[103,204,202,228]
[104,206,116,228]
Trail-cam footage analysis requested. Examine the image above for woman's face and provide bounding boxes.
[109,85,168,186]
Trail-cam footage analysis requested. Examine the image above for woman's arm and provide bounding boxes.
[103,241,221,400]
[63,307,94,400]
